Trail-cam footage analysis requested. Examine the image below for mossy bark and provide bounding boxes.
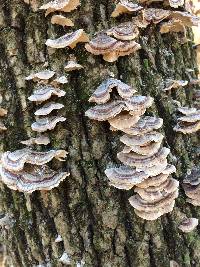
[0,1,200,267]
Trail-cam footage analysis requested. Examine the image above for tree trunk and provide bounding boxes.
[0,1,200,267]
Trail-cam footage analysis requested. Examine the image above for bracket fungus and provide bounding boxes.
[86,78,178,220]
[163,79,188,91]
[64,60,83,72]
[1,149,68,172]
[142,8,171,25]
[178,218,198,233]
[45,29,89,49]
[28,85,66,103]
[0,108,7,117]
[40,0,80,16]
[160,19,185,34]
[89,78,137,104]
[85,34,141,62]
[172,11,200,27]
[85,96,153,121]
[183,168,200,206]
[111,1,143,18]
[25,70,55,82]
[168,0,184,8]
[51,76,68,86]
[174,108,200,134]
[31,116,66,132]
[20,136,51,146]
[35,102,64,116]
[51,15,74,27]
[0,164,69,193]
[107,22,139,41]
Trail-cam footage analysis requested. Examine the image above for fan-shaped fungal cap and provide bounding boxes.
[186,198,200,206]
[35,102,64,116]
[163,79,188,91]
[142,8,171,24]
[89,78,137,104]
[178,218,198,233]
[117,147,170,169]
[140,160,168,177]
[0,164,69,193]
[170,260,180,267]
[122,139,162,156]
[135,178,179,201]
[108,113,140,131]
[25,70,55,81]
[137,167,175,188]
[168,0,184,8]
[111,1,143,18]
[86,96,153,121]
[134,200,175,220]
[31,116,66,132]
[172,11,200,27]
[178,112,200,123]
[173,121,200,134]
[0,108,7,117]
[120,132,164,147]
[107,22,139,41]
[85,100,125,121]
[183,183,200,199]
[85,34,122,55]
[122,116,163,135]
[105,166,149,189]
[129,189,178,212]
[46,29,89,49]
[183,168,200,186]
[85,34,141,62]
[40,0,80,16]
[177,107,197,115]
[64,60,83,72]
[160,19,185,34]
[28,86,66,103]
[51,15,74,27]
[1,149,68,171]
[20,136,50,146]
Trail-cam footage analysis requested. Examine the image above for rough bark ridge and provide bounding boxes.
[0,0,200,266]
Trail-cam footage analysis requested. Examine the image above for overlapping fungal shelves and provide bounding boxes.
[85,79,179,220]
[174,106,200,134]
[0,68,70,193]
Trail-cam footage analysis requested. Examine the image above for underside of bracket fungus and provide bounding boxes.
[85,34,141,62]
[183,168,200,206]
[40,0,80,16]
[28,85,66,103]
[45,29,89,49]
[35,102,64,116]
[178,218,198,233]
[86,78,178,220]
[21,136,51,146]
[174,107,200,134]
[25,70,55,82]
[51,15,74,27]
[0,164,69,193]
[107,22,139,41]
[31,116,66,132]
[64,60,83,72]
[111,0,143,18]
[51,76,68,87]
[1,148,67,172]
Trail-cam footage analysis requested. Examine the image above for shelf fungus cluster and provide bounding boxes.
[183,168,200,206]
[0,68,70,193]
[174,106,200,134]
[86,79,179,220]
[39,0,80,16]
[0,149,69,193]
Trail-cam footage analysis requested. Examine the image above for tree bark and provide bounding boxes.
[0,1,200,267]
